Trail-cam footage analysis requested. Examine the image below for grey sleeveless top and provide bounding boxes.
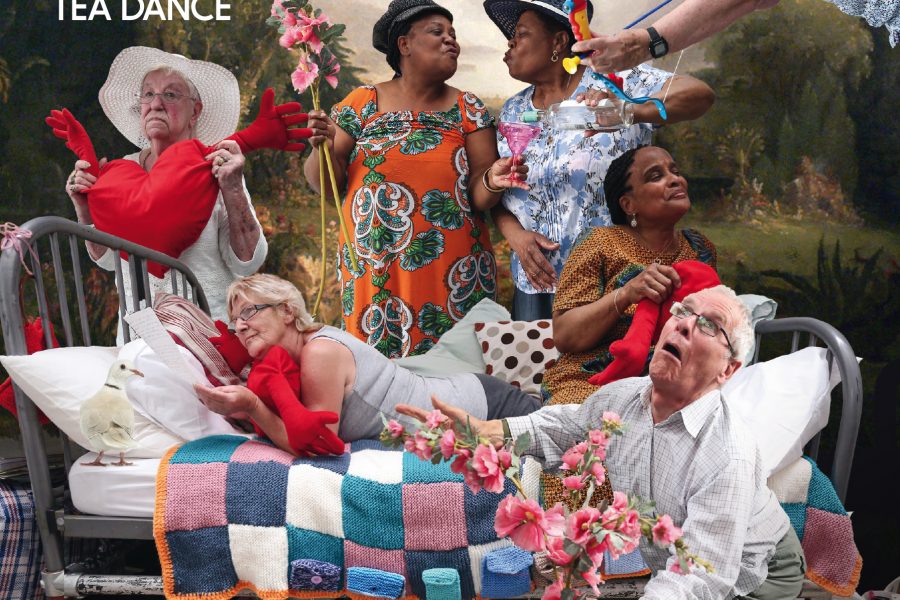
[308,326,487,440]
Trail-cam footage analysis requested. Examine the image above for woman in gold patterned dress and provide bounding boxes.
[302,0,526,358]
[542,145,717,506]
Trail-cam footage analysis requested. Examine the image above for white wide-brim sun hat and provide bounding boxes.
[99,46,240,149]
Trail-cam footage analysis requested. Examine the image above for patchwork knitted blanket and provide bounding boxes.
[153,435,520,600]
[768,456,862,596]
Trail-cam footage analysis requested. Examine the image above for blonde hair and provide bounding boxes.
[226,274,322,333]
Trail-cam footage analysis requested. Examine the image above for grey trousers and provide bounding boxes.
[741,527,806,600]
[475,373,542,419]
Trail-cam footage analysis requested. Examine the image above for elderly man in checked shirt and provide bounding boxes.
[398,284,806,600]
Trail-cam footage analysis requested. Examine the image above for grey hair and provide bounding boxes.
[226,274,322,334]
[685,285,754,364]
[141,65,200,101]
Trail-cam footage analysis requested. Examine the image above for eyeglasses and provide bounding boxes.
[229,303,274,328]
[137,90,195,104]
[669,301,735,358]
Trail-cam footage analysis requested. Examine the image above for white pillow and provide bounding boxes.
[723,347,841,477]
[0,346,182,457]
[118,340,244,441]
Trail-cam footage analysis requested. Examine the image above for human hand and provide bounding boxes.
[574,88,618,137]
[622,262,682,305]
[46,108,101,177]
[66,158,108,213]
[489,157,530,190]
[205,139,245,192]
[395,395,505,448]
[194,383,260,416]
[229,88,312,153]
[507,228,559,291]
[306,110,336,150]
[572,29,650,73]
[208,320,252,374]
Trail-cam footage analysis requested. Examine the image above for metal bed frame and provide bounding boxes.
[0,217,864,598]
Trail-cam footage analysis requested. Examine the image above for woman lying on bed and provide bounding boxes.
[193,274,541,456]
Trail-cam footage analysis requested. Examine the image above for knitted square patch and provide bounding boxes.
[342,475,404,549]
[165,526,238,594]
[347,448,404,484]
[292,449,351,475]
[344,540,406,578]
[467,539,514,594]
[347,566,406,599]
[228,524,289,591]
[225,462,288,526]
[402,482,467,551]
[169,434,245,464]
[802,508,859,585]
[287,527,344,576]
[164,463,228,531]
[405,548,474,600]
[463,477,517,545]
[286,464,344,538]
[230,440,295,466]
[402,451,463,484]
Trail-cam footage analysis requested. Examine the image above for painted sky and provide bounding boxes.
[317,0,684,99]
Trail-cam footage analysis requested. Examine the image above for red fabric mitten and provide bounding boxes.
[0,317,58,424]
[246,346,345,455]
[45,109,101,177]
[208,320,252,375]
[587,261,721,388]
[227,88,312,154]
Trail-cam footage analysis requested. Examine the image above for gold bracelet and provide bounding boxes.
[482,167,505,194]
[613,288,624,316]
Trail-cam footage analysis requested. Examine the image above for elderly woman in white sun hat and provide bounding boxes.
[64,46,268,329]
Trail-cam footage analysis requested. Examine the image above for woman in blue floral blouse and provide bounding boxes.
[483,0,715,320]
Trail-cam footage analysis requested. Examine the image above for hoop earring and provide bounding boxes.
[630,214,638,228]
[551,50,559,62]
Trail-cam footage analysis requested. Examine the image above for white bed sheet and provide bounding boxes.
[69,453,159,518]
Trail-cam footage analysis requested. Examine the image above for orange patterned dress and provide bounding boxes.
[330,86,497,358]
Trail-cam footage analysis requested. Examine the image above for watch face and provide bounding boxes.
[652,39,668,58]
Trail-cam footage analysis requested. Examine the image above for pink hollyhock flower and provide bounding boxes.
[472,444,506,493]
[670,557,695,575]
[544,503,567,537]
[449,447,470,475]
[295,13,328,53]
[581,564,603,596]
[439,429,456,459]
[425,409,446,430]
[386,420,404,439]
[291,59,319,94]
[545,536,574,566]
[323,60,340,89]
[542,578,566,600]
[463,468,483,494]
[588,429,608,446]
[620,509,641,541]
[567,507,601,545]
[495,496,552,552]
[561,447,583,471]
[563,475,585,492]
[588,460,606,484]
[270,0,285,17]
[574,441,589,454]
[411,430,433,461]
[584,535,608,565]
[611,490,628,511]
[652,514,683,547]
[602,411,622,428]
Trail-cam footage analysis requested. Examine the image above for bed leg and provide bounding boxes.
[42,568,69,599]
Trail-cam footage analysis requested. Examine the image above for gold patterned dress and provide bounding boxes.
[541,225,717,508]
[329,86,497,358]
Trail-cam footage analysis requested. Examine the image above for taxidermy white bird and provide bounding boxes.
[79,359,144,467]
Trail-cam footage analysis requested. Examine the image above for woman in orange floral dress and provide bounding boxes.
[304,0,525,358]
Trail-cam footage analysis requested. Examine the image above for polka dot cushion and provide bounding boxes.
[474,321,559,398]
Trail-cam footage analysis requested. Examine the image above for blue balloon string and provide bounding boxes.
[623,0,677,30]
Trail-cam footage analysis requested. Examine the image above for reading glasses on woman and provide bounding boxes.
[229,303,275,328]
[669,301,735,357]
[136,90,197,104]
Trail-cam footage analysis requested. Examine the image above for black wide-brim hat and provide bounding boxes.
[483,0,594,40]
[373,0,454,55]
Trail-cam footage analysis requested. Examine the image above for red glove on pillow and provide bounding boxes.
[208,320,252,375]
[587,260,721,388]
[246,346,345,456]
[0,317,57,424]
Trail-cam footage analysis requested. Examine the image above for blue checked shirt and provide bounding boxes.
[507,377,789,599]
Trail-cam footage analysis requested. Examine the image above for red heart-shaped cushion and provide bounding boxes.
[87,139,219,278]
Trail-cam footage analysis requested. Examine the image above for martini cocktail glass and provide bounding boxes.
[497,121,541,182]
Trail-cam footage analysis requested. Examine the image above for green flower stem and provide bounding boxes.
[312,143,327,318]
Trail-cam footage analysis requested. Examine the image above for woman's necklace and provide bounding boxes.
[631,229,680,264]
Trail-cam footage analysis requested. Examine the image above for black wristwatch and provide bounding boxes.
[647,26,669,59]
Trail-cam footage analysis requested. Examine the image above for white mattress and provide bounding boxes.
[69,453,159,518]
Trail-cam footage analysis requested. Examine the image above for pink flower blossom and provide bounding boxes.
[574,441,589,454]
[425,409,446,430]
[669,557,695,575]
[472,444,507,493]
[494,496,553,552]
[542,578,566,600]
[409,431,433,461]
[544,503,567,537]
[588,429,608,446]
[386,420,404,439]
[611,491,628,512]
[589,460,606,484]
[567,507,601,545]
[602,411,622,428]
[563,475,585,491]
[561,448,583,471]
[545,536,574,566]
[652,515,683,547]
[620,509,641,541]
[323,60,340,89]
[439,429,456,459]
[449,447,470,475]
[291,59,319,94]
[581,564,603,596]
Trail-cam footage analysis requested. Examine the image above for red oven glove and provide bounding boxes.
[227,88,312,154]
[587,261,721,388]
[45,108,101,177]
[208,320,253,375]
[246,346,345,455]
